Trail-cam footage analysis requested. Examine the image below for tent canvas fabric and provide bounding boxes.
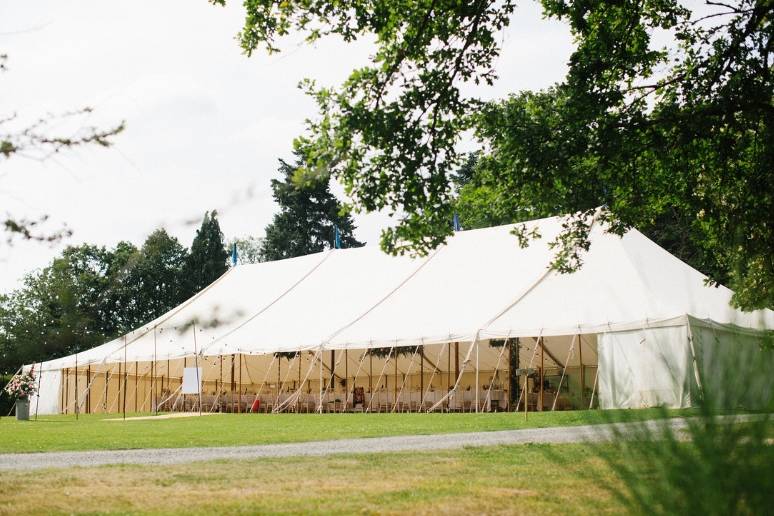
[23,215,774,414]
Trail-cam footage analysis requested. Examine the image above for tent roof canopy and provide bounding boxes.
[33,214,774,371]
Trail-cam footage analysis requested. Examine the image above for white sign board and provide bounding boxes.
[182,367,203,394]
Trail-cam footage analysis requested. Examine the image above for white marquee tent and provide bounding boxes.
[24,215,774,415]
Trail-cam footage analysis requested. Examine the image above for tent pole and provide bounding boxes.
[74,354,79,420]
[421,342,446,411]
[578,334,584,408]
[134,361,138,413]
[428,335,478,412]
[34,362,42,420]
[366,345,394,413]
[454,343,460,408]
[276,355,281,409]
[539,337,544,412]
[65,368,70,415]
[524,371,529,420]
[115,364,120,414]
[103,370,108,413]
[589,366,599,409]
[122,335,127,420]
[393,345,419,413]
[275,352,300,413]
[419,346,424,413]
[475,340,479,413]
[330,350,335,412]
[192,322,202,416]
[446,343,451,412]
[230,354,235,413]
[552,335,577,411]
[318,352,323,414]
[345,349,348,412]
[86,364,91,414]
[153,326,157,415]
[60,367,65,414]
[515,338,521,411]
[515,337,539,412]
[183,355,187,412]
[218,354,222,412]
[369,352,373,401]
[238,353,242,414]
[297,354,301,413]
[483,335,509,413]
[394,346,398,412]
[507,339,511,411]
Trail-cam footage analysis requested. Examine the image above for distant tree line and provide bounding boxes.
[0,156,362,376]
[0,212,228,375]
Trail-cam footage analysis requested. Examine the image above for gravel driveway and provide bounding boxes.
[0,417,703,471]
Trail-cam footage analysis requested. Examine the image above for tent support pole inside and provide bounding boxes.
[193,323,201,416]
[134,361,138,413]
[539,337,544,411]
[122,336,127,420]
[64,367,69,415]
[34,362,42,420]
[578,335,585,407]
[86,364,91,414]
[552,334,577,411]
[103,370,108,413]
[475,341,479,413]
[318,352,323,413]
[344,350,348,412]
[297,354,301,413]
[276,355,281,408]
[392,348,398,412]
[152,326,157,415]
[419,347,424,412]
[230,354,235,413]
[74,355,79,419]
[446,344,451,412]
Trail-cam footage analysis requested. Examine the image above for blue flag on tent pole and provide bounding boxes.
[231,243,238,266]
[453,213,462,232]
[334,225,342,249]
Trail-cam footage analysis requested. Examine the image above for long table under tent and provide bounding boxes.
[21,213,774,416]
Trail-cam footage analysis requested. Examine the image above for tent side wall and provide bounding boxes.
[597,325,692,409]
[689,320,774,410]
[28,369,61,416]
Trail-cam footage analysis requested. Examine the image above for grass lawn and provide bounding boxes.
[0,408,693,454]
[0,443,629,514]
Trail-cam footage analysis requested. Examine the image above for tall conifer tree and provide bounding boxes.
[183,211,229,297]
[260,157,364,261]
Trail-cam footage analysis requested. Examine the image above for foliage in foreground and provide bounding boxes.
[217,0,774,310]
[1,53,124,245]
[597,413,773,515]
[587,339,774,515]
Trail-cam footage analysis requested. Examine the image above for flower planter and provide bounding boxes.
[15,399,30,421]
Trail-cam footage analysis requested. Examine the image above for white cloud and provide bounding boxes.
[0,0,573,291]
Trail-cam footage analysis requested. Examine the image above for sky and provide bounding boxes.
[0,0,574,292]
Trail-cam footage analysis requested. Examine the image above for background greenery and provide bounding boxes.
[216,0,773,311]
[0,155,361,376]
